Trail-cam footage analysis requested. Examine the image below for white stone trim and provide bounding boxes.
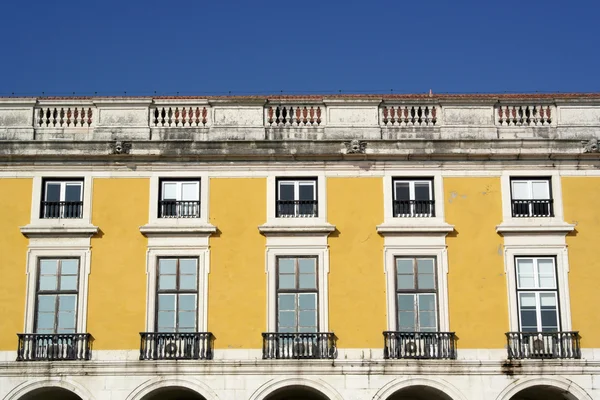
[503,238,572,332]
[2,377,97,400]
[126,377,220,400]
[265,236,330,332]
[495,376,593,400]
[23,242,92,334]
[383,238,450,332]
[373,377,468,400]
[249,377,344,400]
[144,245,210,332]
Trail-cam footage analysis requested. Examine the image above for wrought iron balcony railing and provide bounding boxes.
[40,201,83,219]
[16,333,92,361]
[383,331,457,360]
[276,200,318,218]
[139,332,214,360]
[159,200,201,218]
[506,331,581,360]
[511,199,554,217]
[262,332,337,359]
[393,200,435,218]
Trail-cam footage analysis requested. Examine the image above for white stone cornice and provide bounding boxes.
[376,222,455,235]
[20,224,99,238]
[139,224,216,237]
[258,223,336,236]
[496,222,576,235]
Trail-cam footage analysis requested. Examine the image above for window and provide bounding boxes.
[516,257,559,332]
[392,179,434,217]
[396,257,438,332]
[276,178,317,218]
[156,258,198,332]
[511,178,553,217]
[35,259,79,334]
[159,179,200,218]
[277,257,318,333]
[40,179,83,219]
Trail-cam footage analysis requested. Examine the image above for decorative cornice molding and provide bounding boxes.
[258,223,336,236]
[139,224,217,237]
[377,222,455,235]
[20,224,99,238]
[496,222,576,235]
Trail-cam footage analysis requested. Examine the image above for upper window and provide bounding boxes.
[159,179,200,219]
[392,178,434,218]
[396,257,438,332]
[41,179,83,219]
[277,257,318,333]
[276,178,318,218]
[511,178,553,218]
[156,258,198,332]
[515,257,559,332]
[35,258,79,334]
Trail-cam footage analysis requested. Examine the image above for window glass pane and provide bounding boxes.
[298,258,316,274]
[397,259,414,290]
[61,259,79,275]
[179,274,197,290]
[418,294,436,312]
[39,276,58,291]
[45,183,61,201]
[60,275,77,291]
[178,311,196,329]
[159,275,177,290]
[181,182,199,201]
[179,259,197,275]
[299,272,316,289]
[40,259,58,275]
[279,183,295,200]
[178,294,196,311]
[58,295,76,311]
[419,311,437,330]
[397,294,415,312]
[517,259,535,288]
[417,259,435,289]
[396,259,413,274]
[298,183,315,200]
[57,311,76,329]
[158,294,176,311]
[65,184,82,202]
[532,181,550,199]
[394,182,410,200]
[299,310,317,327]
[537,259,556,288]
[36,313,55,331]
[162,183,177,200]
[278,258,295,274]
[512,181,530,199]
[159,259,177,275]
[278,274,295,289]
[519,292,536,307]
[414,182,431,201]
[519,293,538,331]
[398,311,415,331]
[158,311,175,330]
[298,326,317,333]
[38,295,56,312]
[278,294,295,311]
[278,311,296,329]
[540,293,559,331]
[298,293,316,310]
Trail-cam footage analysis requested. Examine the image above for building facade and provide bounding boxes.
[0,94,599,400]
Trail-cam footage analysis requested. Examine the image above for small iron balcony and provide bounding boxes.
[393,200,435,218]
[511,199,554,217]
[40,201,83,219]
[383,331,457,360]
[139,332,214,360]
[17,333,92,361]
[262,332,337,359]
[506,331,580,359]
[276,200,318,218]
[159,200,200,218]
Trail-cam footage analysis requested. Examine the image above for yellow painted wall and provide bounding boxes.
[328,177,385,348]
[209,178,266,349]
[0,179,31,350]
[562,177,600,347]
[88,178,149,349]
[445,177,507,348]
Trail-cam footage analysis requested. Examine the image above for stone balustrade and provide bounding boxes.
[0,95,599,141]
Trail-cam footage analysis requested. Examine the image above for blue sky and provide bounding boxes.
[1,0,598,96]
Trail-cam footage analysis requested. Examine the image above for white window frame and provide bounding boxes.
[29,175,93,226]
[510,178,553,218]
[392,179,434,218]
[504,242,572,332]
[384,241,449,332]
[276,178,318,218]
[266,238,329,332]
[158,179,201,218]
[145,248,209,332]
[24,246,91,334]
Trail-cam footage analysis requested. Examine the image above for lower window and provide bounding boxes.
[396,257,438,332]
[516,256,559,332]
[156,258,199,332]
[277,256,318,333]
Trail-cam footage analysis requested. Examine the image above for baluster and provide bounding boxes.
[302,107,308,125]
[174,107,180,126]
[202,107,207,126]
[66,108,71,126]
[275,106,281,125]
[382,106,389,125]
[281,106,288,125]
[87,108,93,126]
[268,106,274,125]
[52,108,58,126]
[167,107,173,126]
[546,106,552,124]
[538,105,545,125]
[309,107,315,124]
[181,107,187,126]
[403,107,409,125]
[295,107,301,126]
[432,106,437,125]
[316,107,321,124]
[38,108,44,126]
[390,106,396,125]
[74,108,79,126]
[424,106,430,125]
[59,108,65,126]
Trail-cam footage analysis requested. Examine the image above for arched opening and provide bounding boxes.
[387,385,454,400]
[509,385,579,400]
[140,386,207,400]
[19,387,83,400]
[264,385,330,400]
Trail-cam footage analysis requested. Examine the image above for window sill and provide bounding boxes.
[20,224,99,238]
[139,222,217,237]
[377,220,454,235]
[258,222,336,236]
[496,221,575,235]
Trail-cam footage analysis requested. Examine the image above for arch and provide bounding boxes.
[249,377,344,400]
[495,376,593,400]
[3,378,95,400]
[373,377,468,400]
[125,377,219,400]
